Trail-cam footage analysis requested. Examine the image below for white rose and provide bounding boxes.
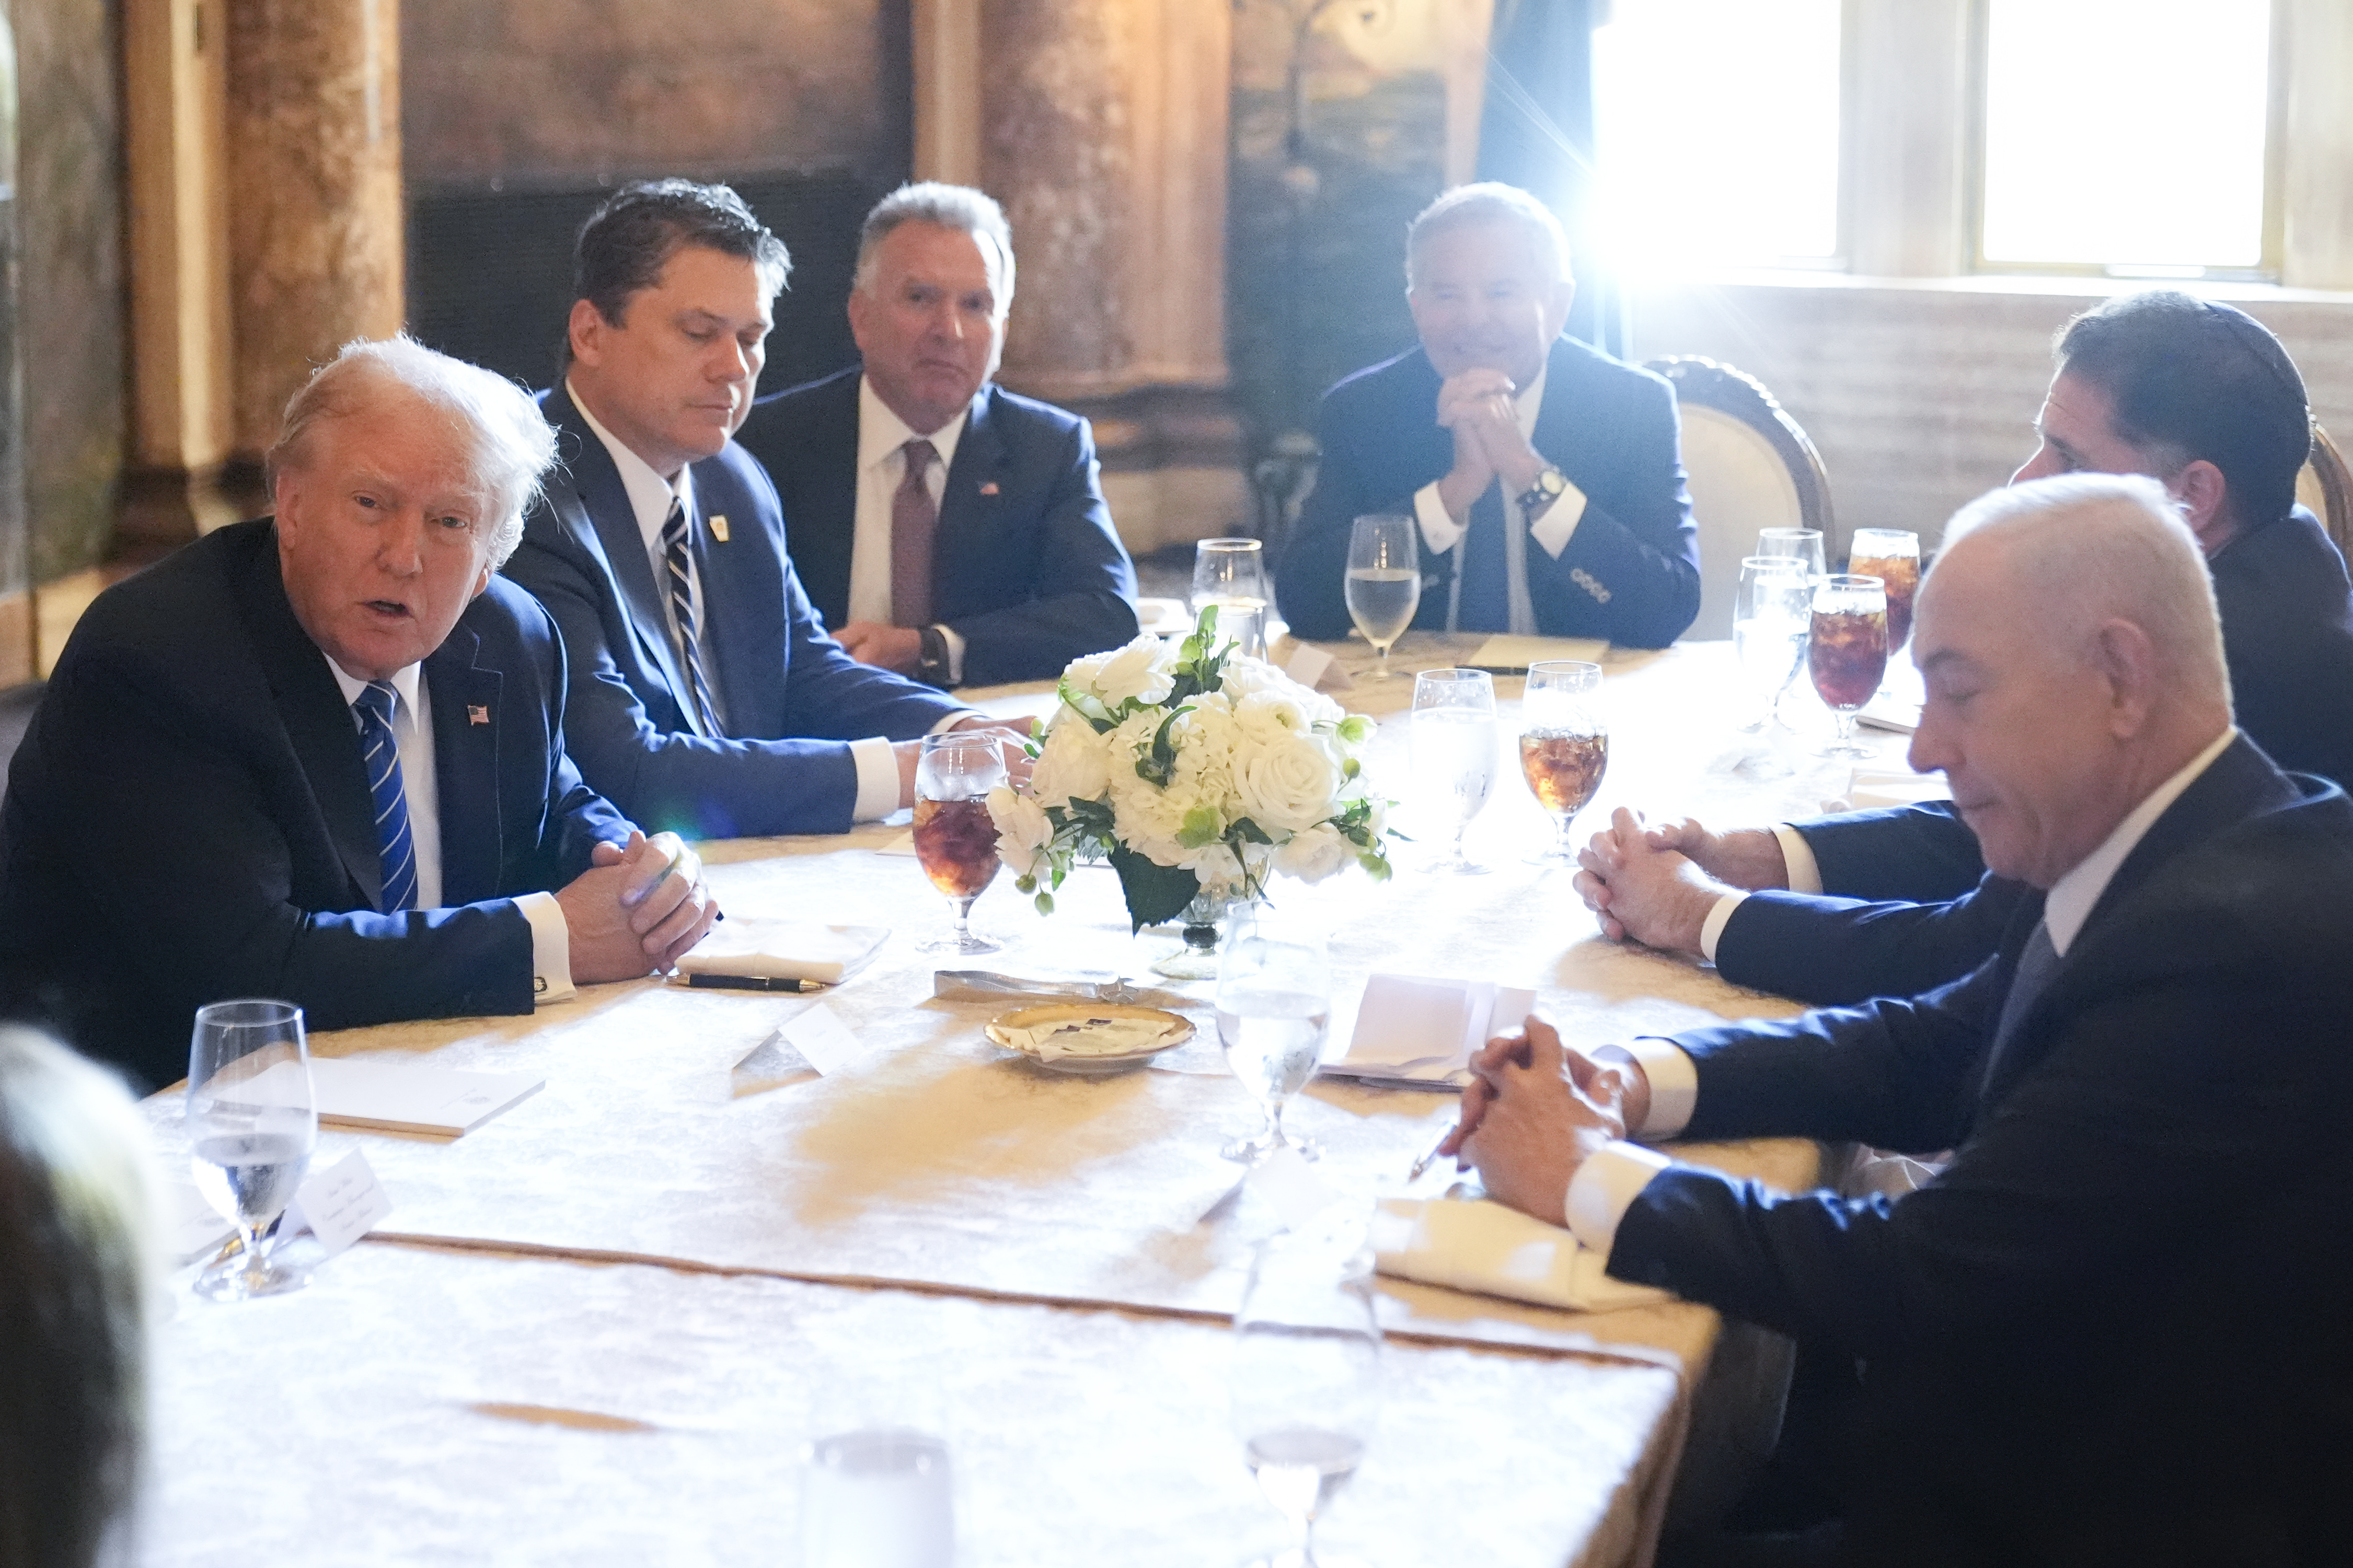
[986,786,1054,872]
[1031,717,1112,807]
[1232,687,1313,745]
[1216,656,1283,700]
[1272,823,1351,883]
[1233,731,1342,833]
[1073,634,1174,709]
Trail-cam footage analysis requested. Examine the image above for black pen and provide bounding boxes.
[683,973,829,993]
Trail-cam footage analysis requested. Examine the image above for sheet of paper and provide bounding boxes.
[1466,634,1609,670]
[283,1148,393,1257]
[779,1003,868,1076]
[1282,642,1353,692]
[1247,1144,1345,1230]
[1336,975,1540,1080]
[240,1057,545,1138]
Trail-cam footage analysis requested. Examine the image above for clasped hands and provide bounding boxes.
[557,829,719,983]
[1434,1017,1650,1228]
[1435,368,1548,523]
[1572,808,1794,958]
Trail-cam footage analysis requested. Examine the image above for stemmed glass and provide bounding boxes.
[1518,660,1606,866]
[1343,514,1420,679]
[1809,574,1889,759]
[913,733,1007,955]
[1755,526,1826,582]
[1410,668,1496,875]
[1215,919,1331,1164]
[188,999,316,1302]
[1846,528,1921,687]
[1194,538,1271,660]
[1230,1236,1382,1568]
[1733,556,1815,731]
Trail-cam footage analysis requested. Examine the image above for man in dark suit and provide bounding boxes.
[734,182,1138,688]
[0,338,716,1089]
[503,181,1014,841]
[1449,474,2353,1562]
[1275,182,1700,648]
[1578,292,2353,1005]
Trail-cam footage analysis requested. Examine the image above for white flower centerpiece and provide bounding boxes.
[986,608,1394,936]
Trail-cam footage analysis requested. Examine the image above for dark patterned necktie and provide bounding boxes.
[352,680,417,913]
[891,438,940,628]
[1978,918,2061,1108]
[661,497,724,737]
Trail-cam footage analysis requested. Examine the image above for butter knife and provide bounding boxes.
[932,970,1193,1010]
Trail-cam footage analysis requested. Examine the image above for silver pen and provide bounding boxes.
[1406,1124,1459,1183]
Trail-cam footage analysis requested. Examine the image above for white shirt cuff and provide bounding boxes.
[1699,891,1747,964]
[935,624,967,686]
[1413,482,1466,556]
[515,891,574,1006]
[850,737,903,822]
[1564,1140,1674,1256]
[1594,1037,1698,1138]
[1526,480,1590,558]
[1774,824,1825,895]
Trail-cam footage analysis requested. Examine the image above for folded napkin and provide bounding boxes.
[1370,1196,1670,1314]
[675,921,889,983]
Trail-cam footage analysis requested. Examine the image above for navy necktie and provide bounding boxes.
[1978,918,2061,1108]
[1454,486,1512,632]
[661,497,724,737]
[352,680,418,913]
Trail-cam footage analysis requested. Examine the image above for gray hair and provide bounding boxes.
[1405,181,1573,290]
[1941,472,2231,712]
[268,335,557,571]
[854,182,1016,308]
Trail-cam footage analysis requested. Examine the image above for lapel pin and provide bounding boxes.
[468,705,490,726]
[709,514,730,542]
[978,482,1000,497]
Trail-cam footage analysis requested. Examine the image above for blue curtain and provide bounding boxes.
[1476,0,1627,361]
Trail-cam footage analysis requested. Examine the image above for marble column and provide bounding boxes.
[225,0,405,458]
[946,0,1244,554]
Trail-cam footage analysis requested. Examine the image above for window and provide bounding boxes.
[1591,0,1846,274]
[1978,0,2276,276]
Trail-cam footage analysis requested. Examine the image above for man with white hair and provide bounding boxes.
[0,336,717,1090]
[1445,474,2353,1560]
[1276,181,1699,647]
[734,181,1137,687]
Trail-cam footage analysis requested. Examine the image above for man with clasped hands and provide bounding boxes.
[1275,182,1700,647]
[1446,475,2353,1562]
[0,338,717,1090]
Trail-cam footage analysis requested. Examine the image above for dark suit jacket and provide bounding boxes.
[1275,335,1700,647]
[0,519,630,1090]
[501,385,964,840]
[1611,738,2353,1562]
[734,367,1139,686]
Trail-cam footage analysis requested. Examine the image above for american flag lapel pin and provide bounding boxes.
[978,481,1000,497]
[468,704,490,726]
[709,513,730,542]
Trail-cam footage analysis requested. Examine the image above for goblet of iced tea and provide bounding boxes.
[1519,660,1607,865]
[914,734,1007,954]
[1809,574,1888,759]
[1847,529,1921,659]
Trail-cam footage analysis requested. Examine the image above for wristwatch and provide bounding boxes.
[916,624,954,689]
[1517,466,1569,517]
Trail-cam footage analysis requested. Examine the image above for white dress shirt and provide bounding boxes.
[1571,726,2240,1256]
[321,655,575,1004]
[569,382,909,821]
[850,375,972,683]
[1409,367,1590,635]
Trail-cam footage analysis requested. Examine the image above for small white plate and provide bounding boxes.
[985,1003,1195,1076]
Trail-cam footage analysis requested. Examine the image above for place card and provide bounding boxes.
[1247,1144,1346,1230]
[778,1003,868,1076]
[1322,974,1537,1087]
[1282,642,1354,692]
[282,1148,393,1258]
[1465,634,1609,672]
[157,1178,237,1265]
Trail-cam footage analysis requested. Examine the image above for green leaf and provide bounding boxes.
[1337,715,1373,745]
[1229,816,1273,845]
[1177,804,1224,849]
[1108,845,1201,932]
[1358,851,1393,882]
[1034,890,1056,916]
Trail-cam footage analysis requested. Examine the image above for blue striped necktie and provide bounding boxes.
[661,497,724,737]
[351,680,418,913]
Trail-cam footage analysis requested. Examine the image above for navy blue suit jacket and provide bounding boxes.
[1613,738,2353,1561]
[735,367,1139,687]
[1716,508,2353,1005]
[1275,336,1700,647]
[0,520,631,1090]
[501,385,963,840]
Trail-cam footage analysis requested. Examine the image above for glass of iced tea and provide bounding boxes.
[1846,528,1920,669]
[914,734,1007,954]
[1519,661,1607,865]
[1809,574,1888,759]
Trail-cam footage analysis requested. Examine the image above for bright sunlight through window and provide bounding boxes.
[1593,0,1843,275]
[1981,0,2273,272]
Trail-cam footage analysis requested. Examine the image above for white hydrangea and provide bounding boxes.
[985,786,1055,872]
[1030,714,1113,808]
[1066,634,1175,710]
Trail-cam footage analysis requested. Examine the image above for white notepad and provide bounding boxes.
[1322,974,1538,1088]
[1466,634,1609,670]
[232,1057,546,1137]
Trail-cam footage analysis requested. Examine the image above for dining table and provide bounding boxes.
[135,628,1926,1568]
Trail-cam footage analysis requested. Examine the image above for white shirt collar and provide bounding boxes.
[2043,726,2237,955]
[858,374,970,477]
[567,378,697,554]
[322,656,423,724]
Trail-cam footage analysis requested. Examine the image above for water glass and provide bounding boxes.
[1846,528,1921,660]
[1733,556,1814,731]
[800,1427,955,1568]
[1230,1236,1382,1568]
[1755,526,1826,581]
[1809,574,1889,759]
[1343,514,1419,679]
[914,733,1007,954]
[1518,661,1606,865]
[187,999,316,1302]
[1193,538,1271,659]
[1410,668,1496,875]
[1215,919,1331,1164]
